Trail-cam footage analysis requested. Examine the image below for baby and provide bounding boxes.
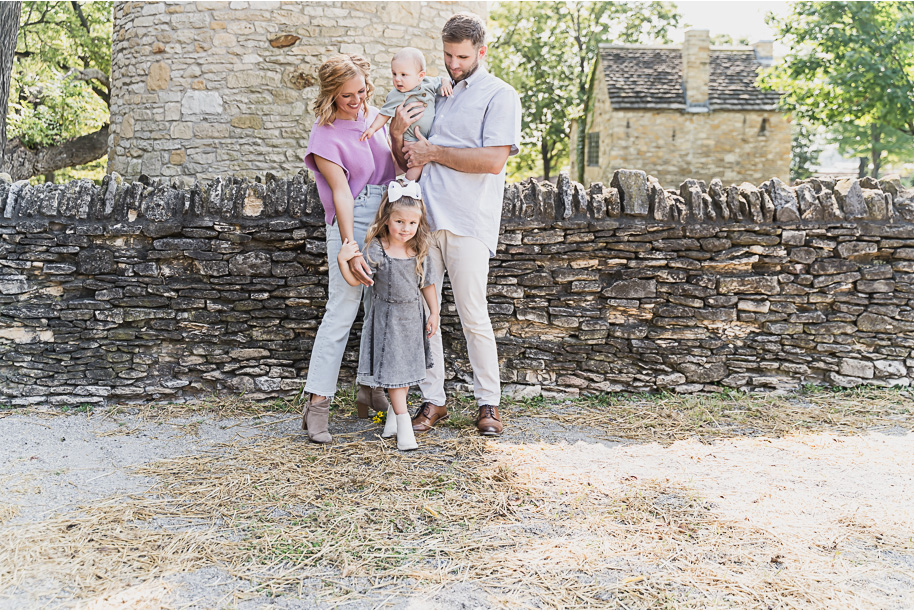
[360,47,452,181]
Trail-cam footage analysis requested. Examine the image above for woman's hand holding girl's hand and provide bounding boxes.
[426,312,439,338]
[338,238,361,262]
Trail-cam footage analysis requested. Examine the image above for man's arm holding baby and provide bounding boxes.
[389,102,510,175]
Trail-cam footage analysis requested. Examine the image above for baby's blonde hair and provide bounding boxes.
[313,54,374,126]
[392,47,426,73]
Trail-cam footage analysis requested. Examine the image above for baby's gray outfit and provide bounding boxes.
[379,76,443,142]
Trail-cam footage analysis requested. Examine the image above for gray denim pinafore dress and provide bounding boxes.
[357,239,435,389]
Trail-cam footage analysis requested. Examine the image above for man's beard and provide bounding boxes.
[447,57,480,83]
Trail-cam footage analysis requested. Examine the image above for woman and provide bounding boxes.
[300,54,398,444]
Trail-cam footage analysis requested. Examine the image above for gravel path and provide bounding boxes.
[1,404,912,609]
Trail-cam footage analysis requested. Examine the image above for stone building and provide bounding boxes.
[571,30,791,189]
[108,1,486,182]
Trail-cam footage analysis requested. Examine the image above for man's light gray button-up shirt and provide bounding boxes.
[419,66,522,257]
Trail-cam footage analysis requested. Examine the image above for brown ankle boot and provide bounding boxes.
[304,396,332,444]
[371,386,390,413]
[355,385,372,419]
[356,385,390,419]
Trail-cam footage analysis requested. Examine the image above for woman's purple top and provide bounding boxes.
[304,106,397,225]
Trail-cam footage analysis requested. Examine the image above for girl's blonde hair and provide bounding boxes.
[313,54,374,126]
[364,182,431,284]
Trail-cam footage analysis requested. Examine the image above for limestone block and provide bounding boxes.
[810,259,857,275]
[194,122,230,138]
[839,358,874,379]
[708,178,728,220]
[856,280,894,293]
[226,71,272,88]
[231,115,263,129]
[862,188,891,221]
[147,61,170,91]
[737,300,770,313]
[181,90,223,115]
[836,241,877,260]
[795,183,823,220]
[834,178,867,220]
[763,177,798,222]
[229,251,272,275]
[611,169,649,217]
[121,113,136,138]
[212,32,237,47]
[717,276,780,295]
[874,359,906,377]
[679,179,706,222]
[170,122,193,139]
[816,191,844,222]
[169,150,187,165]
[738,182,764,223]
[0,277,29,294]
[270,34,300,48]
[857,312,914,333]
[781,230,806,247]
[603,279,656,299]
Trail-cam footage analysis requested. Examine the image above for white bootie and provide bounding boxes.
[396,413,418,451]
[381,407,397,438]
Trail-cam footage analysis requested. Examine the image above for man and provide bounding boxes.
[389,12,521,436]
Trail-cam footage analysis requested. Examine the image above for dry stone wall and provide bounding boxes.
[3,170,914,407]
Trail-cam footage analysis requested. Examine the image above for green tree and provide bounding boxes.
[790,121,821,182]
[490,1,681,182]
[710,33,750,46]
[831,122,914,179]
[1,1,22,169]
[760,2,914,138]
[3,1,111,182]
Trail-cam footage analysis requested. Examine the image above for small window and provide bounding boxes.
[586,132,600,167]
[758,118,769,136]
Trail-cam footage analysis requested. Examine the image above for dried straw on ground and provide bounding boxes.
[1,387,913,608]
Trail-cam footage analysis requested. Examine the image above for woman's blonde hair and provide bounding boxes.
[313,54,374,126]
[364,182,431,284]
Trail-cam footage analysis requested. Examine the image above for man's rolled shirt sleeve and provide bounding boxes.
[482,87,522,156]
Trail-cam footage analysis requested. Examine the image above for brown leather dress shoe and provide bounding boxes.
[411,401,448,433]
[476,405,503,436]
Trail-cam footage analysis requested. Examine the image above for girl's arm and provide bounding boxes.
[360,113,391,142]
[336,238,362,287]
[421,284,440,337]
[312,155,373,286]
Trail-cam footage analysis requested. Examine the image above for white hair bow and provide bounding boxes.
[387,180,422,202]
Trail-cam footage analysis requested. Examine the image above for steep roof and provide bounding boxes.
[597,45,780,111]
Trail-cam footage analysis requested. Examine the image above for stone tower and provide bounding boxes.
[108,1,487,183]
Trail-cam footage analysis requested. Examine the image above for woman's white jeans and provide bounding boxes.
[303,184,385,398]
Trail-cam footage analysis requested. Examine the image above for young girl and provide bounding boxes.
[359,47,453,181]
[338,179,440,451]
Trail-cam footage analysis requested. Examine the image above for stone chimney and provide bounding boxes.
[753,40,774,66]
[682,29,710,110]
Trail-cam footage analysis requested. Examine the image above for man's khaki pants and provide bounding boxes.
[420,229,501,407]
